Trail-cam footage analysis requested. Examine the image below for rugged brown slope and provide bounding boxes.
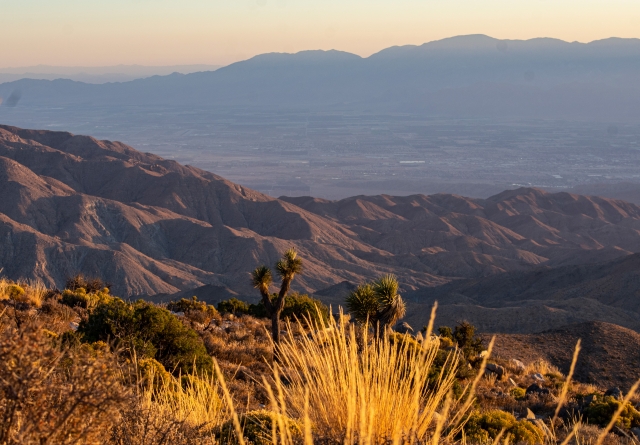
[483,321,640,391]
[283,189,640,279]
[0,125,447,296]
[401,253,640,334]
[3,124,640,314]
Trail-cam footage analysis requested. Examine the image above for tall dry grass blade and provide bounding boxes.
[595,379,640,445]
[431,394,452,445]
[214,360,246,445]
[424,301,438,340]
[303,388,312,445]
[553,339,582,425]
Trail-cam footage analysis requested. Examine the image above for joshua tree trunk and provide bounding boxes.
[271,312,281,344]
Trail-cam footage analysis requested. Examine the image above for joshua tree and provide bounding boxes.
[346,274,406,337]
[251,248,303,344]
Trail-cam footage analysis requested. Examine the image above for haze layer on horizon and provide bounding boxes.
[2,0,639,68]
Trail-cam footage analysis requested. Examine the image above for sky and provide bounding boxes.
[1,0,640,68]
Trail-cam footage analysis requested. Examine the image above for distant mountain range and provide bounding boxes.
[0,64,221,84]
[2,125,640,333]
[2,35,640,119]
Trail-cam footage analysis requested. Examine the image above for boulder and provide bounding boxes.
[486,363,506,378]
[605,387,623,399]
[526,408,536,420]
[510,359,526,373]
[526,383,551,397]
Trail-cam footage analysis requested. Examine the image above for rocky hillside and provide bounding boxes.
[3,124,640,325]
[403,253,640,333]
[484,321,640,390]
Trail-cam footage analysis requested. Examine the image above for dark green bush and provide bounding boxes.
[218,294,329,325]
[78,298,212,375]
[584,396,640,429]
[281,292,329,325]
[437,326,453,339]
[217,297,251,315]
[437,321,484,360]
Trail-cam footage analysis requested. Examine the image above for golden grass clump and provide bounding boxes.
[269,312,462,444]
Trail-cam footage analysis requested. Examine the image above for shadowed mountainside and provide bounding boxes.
[402,253,640,333]
[3,124,640,333]
[484,321,640,390]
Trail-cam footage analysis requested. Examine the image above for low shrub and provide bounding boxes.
[61,286,113,310]
[168,296,219,323]
[510,386,527,400]
[6,283,25,300]
[78,298,212,375]
[463,410,544,445]
[584,395,640,429]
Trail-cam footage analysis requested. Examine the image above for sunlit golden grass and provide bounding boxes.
[141,363,228,434]
[268,310,464,444]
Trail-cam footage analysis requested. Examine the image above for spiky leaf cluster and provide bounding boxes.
[346,274,406,330]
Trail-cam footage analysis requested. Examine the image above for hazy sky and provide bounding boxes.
[1,0,640,68]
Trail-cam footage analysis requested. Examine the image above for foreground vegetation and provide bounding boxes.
[1,275,639,444]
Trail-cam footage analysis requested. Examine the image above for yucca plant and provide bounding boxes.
[346,274,406,337]
[252,248,303,344]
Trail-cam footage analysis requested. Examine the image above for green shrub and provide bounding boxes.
[217,297,251,315]
[167,296,219,323]
[463,410,544,445]
[510,387,527,400]
[453,321,484,359]
[218,410,302,445]
[281,292,329,325]
[437,326,453,339]
[61,287,113,310]
[220,294,329,325]
[6,284,25,300]
[78,298,212,375]
[584,396,640,429]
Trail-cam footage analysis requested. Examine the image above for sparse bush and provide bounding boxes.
[0,322,127,444]
[65,274,111,293]
[79,298,212,375]
[584,396,640,429]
